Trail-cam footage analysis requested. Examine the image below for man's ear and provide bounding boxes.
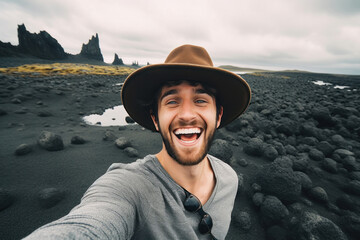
[150,112,159,131]
[216,106,223,128]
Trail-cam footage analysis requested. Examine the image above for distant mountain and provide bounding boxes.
[0,24,104,62]
[218,65,268,72]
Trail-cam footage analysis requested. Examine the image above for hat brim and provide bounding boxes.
[121,63,251,131]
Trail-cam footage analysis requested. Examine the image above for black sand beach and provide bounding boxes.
[1,60,360,239]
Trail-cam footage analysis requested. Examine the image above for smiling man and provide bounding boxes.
[24,45,251,240]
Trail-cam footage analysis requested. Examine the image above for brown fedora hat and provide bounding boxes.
[121,44,251,131]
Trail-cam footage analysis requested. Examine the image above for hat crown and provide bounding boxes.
[165,44,214,67]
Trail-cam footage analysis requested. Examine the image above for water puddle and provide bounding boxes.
[83,105,135,126]
[312,80,332,86]
[312,80,353,91]
[232,71,249,75]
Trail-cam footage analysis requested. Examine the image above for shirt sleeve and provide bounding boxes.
[23,169,138,240]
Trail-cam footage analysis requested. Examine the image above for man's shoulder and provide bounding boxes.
[81,155,159,203]
[91,155,158,191]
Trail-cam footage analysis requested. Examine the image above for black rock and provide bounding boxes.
[238,158,249,167]
[275,118,298,136]
[225,118,245,132]
[14,143,32,156]
[115,137,132,149]
[342,156,359,171]
[103,130,117,141]
[37,110,53,117]
[17,24,66,60]
[264,145,279,161]
[273,141,286,155]
[294,171,313,191]
[345,115,360,130]
[38,188,65,209]
[285,145,297,156]
[311,106,335,127]
[256,161,301,203]
[331,135,347,148]
[112,53,124,65]
[316,141,334,157]
[308,148,325,161]
[260,195,289,226]
[80,33,103,61]
[37,131,64,151]
[124,147,139,158]
[298,137,318,146]
[125,116,135,124]
[307,186,329,203]
[292,155,309,172]
[244,137,265,157]
[251,183,262,192]
[288,202,304,215]
[209,139,233,163]
[334,149,354,158]
[299,122,319,138]
[71,136,86,145]
[233,211,252,231]
[252,192,264,207]
[321,158,338,173]
[290,211,347,240]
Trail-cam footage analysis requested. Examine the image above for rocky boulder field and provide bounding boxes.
[0,63,360,240]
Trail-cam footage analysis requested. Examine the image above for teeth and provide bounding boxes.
[174,128,201,135]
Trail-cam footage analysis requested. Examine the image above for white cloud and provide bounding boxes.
[0,0,359,74]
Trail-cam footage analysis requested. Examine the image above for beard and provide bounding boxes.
[157,121,216,166]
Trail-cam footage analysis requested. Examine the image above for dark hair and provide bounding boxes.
[145,80,222,124]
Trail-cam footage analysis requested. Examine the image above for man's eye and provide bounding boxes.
[195,99,207,104]
[166,100,178,105]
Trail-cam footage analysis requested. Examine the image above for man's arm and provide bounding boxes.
[23,169,137,239]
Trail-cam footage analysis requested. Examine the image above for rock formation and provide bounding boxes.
[17,24,67,60]
[0,41,20,57]
[80,34,103,62]
[112,53,124,65]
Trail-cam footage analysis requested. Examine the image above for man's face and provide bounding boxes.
[151,82,223,166]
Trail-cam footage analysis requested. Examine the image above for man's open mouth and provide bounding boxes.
[173,128,202,142]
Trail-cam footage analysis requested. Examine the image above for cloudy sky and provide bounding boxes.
[0,0,359,74]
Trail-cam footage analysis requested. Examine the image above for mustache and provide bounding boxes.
[171,119,204,129]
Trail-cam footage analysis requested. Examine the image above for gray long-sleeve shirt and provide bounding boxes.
[24,155,238,240]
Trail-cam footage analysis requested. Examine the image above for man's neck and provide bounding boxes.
[155,147,215,205]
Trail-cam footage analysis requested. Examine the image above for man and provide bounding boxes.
[24,45,251,239]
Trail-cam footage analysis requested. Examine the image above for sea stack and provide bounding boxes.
[112,53,124,65]
[80,33,103,62]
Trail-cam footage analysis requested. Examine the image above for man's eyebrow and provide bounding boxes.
[195,88,212,96]
[160,89,178,101]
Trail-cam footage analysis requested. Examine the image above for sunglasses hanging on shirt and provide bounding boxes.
[183,188,218,240]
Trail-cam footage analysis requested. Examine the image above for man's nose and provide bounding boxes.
[178,100,196,121]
